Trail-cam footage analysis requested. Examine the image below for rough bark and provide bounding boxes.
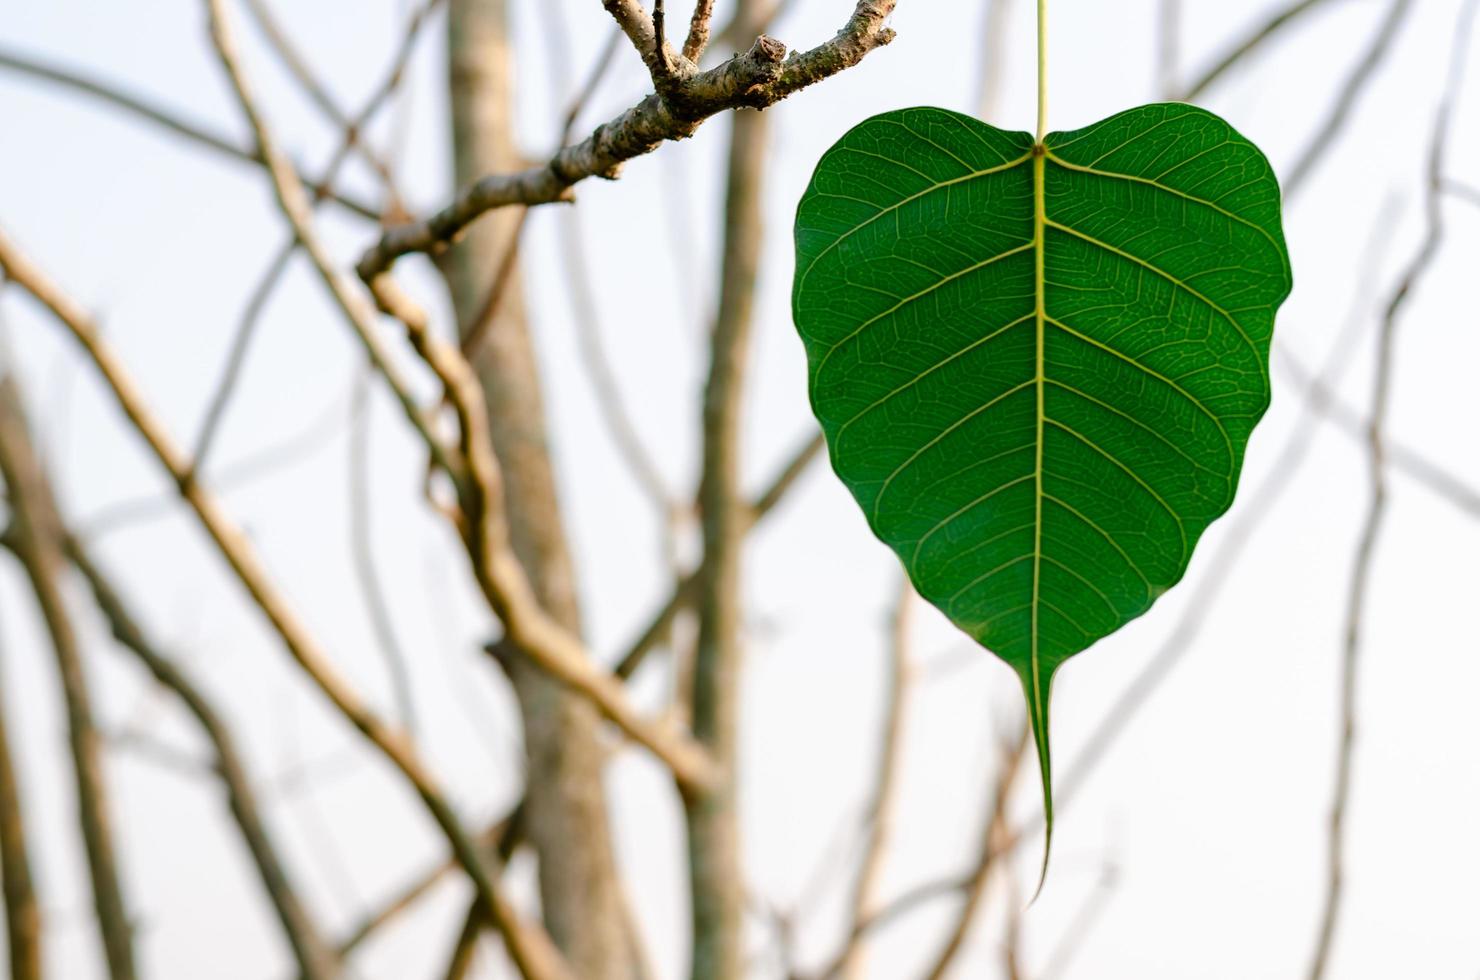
[0,377,137,980]
[445,2,639,976]
[687,3,772,969]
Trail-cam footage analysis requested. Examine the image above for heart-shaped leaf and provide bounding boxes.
[792,103,1291,878]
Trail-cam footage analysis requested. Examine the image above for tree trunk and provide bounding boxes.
[444,3,638,976]
[687,8,772,970]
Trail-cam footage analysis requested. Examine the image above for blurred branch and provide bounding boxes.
[0,46,380,221]
[615,429,826,683]
[191,239,297,470]
[1177,0,1344,101]
[686,0,775,961]
[66,532,339,979]
[441,900,484,980]
[349,375,418,738]
[748,431,826,526]
[838,578,914,980]
[1037,859,1120,980]
[973,0,1013,119]
[81,383,351,539]
[336,809,518,958]
[811,725,1028,980]
[559,206,678,516]
[239,0,399,192]
[1156,0,1180,99]
[1443,179,1480,209]
[0,376,138,980]
[357,0,897,283]
[1274,355,1480,519]
[1284,0,1414,198]
[0,221,568,980]
[204,0,714,793]
[1308,5,1473,974]
[0,632,43,980]
[918,724,1028,980]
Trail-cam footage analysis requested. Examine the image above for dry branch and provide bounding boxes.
[0,46,379,220]
[1308,4,1473,972]
[356,0,896,283]
[0,223,569,980]
[66,535,340,980]
[0,377,138,980]
[0,631,42,980]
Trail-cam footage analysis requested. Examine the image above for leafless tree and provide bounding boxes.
[0,1,1476,978]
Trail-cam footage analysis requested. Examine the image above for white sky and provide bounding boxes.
[1,1,1478,978]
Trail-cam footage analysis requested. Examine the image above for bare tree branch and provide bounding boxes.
[1308,6,1473,974]
[0,46,380,221]
[356,0,897,284]
[238,0,399,192]
[685,0,720,60]
[0,376,138,980]
[1177,0,1344,101]
[198,0,711,793]
[191,239,297,470]
[918,725,1028,980]
[1157,0,1180,98]
[973,0,1014,119]
[0,629,42,980]
[686,0,779,962]
[838,578,914,980]
[560,206,678,515]
[349,375,418,738]
[1037,859,1119,980]
[615,429,827,685]
[1283,0,1414,198]
[0,224,571,980]
[65,532,340,979]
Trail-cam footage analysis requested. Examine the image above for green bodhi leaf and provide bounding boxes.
[792,103,1292,884]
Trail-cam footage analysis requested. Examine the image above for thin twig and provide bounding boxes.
[0,46,379,220]
[1037,860,1120,980]
[457,209,528,359]
[1444,178,1480,209]
[0,222,569,980]
[1307,5,1474,974]
[838,577,914,980]
[191,239,297,470]
[66,531,339,979]
[357,1,898,283]
[203,0,712,791]
[239,0,399,191]
[1284,0,1415,198]
[559,206,677,514]
[973,0,1014,119]
[81,383,352,539]
[0,629,43,980]
[349,375,419,738]
[336,812,517,958]
[1177,0,1344,101]
[918,724,1029,980]
[615,430,827,683]
[0,376,138,980]
[1157,0,1180,99]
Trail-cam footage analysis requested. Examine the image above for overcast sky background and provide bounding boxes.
[2,1,1478,977]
